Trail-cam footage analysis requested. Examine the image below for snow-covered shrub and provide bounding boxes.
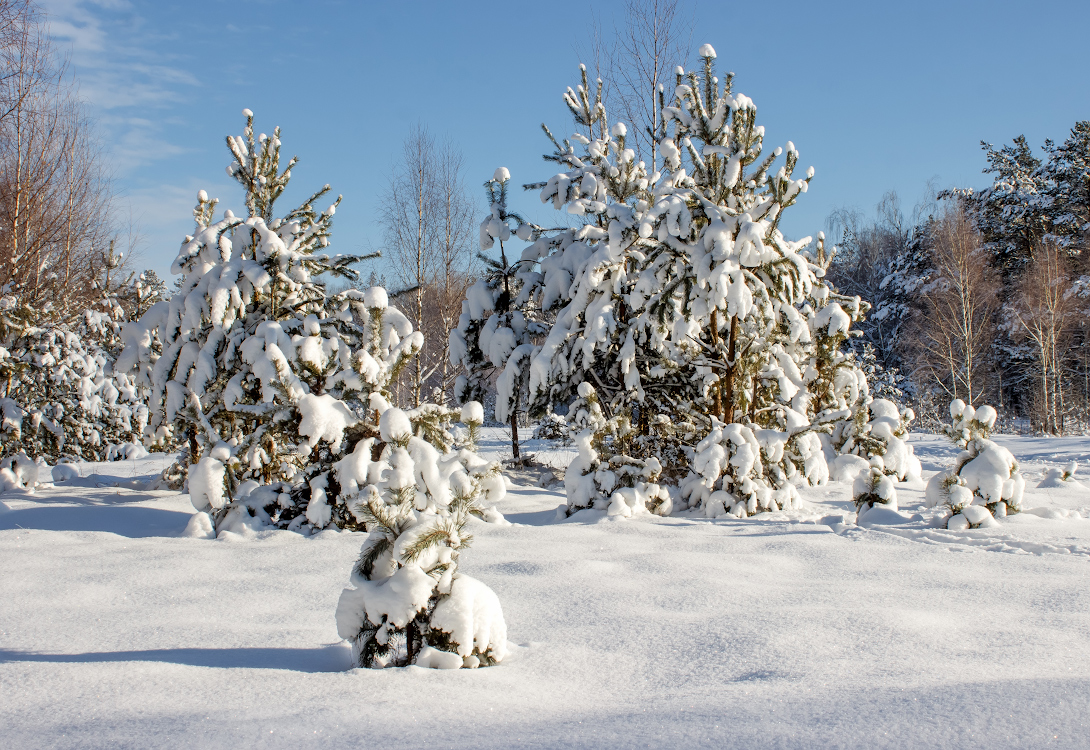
[562,383,675,518]
[834,398,922,482]
[461,48,876,518]
[0,308,148,462]
[335,406,507,669]
[532,413,571,444]
[852,456,897,514]
[1038,461,1079,488]
[460,401,484,451]
[0,451,46,492]
[925,400,1024,528]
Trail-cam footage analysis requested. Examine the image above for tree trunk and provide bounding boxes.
[405,619,417,665]
[510,410,521,464]
[710,308,724,422]
[722,315,738,422]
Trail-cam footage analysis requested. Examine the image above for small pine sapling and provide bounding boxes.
[334,406,508,669]
[449,168,548,466]
[925,399,1024,528]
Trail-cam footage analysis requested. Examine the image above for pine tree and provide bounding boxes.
[334,405,508,669]
[449,168,546,464]
[489,47,871,517]
[925,399,1024,529]
[0,294,148,462]
[1043,121,1090,251]
[116,111,417,531]
[119,111,510,541]
[957,136,1049,276]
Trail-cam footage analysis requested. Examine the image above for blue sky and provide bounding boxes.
[41,0,1090,280]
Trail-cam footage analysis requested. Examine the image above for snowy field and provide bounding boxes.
[2,429,1090,749]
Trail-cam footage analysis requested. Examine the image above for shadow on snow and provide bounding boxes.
[0,505,191,538]
[0,644,353,673]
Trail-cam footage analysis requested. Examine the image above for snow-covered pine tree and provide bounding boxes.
[492,47,871,517]
[1043,121,1090,250]
[449,168,546,463]
[334,404,507,669]
[116,111,420,531]
[852,456,897,516]
[925,399,1024,529]
[955,136,1049,277]
[0,296,147,462]
[120,111,508,538]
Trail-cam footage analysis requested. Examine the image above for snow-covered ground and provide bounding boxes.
[2,430,1090,748]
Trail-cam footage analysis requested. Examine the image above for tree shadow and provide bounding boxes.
[0,644,353,673]
[0,506,192,538]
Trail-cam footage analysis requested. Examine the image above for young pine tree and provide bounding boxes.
[488,47,874,517]
[449,168,547,464]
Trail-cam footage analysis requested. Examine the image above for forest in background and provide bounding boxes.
[1,0,1088,436]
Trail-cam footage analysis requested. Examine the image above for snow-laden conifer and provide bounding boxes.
[469,49,876,517]
[0,297,148,461]
[449,169,547,463]
[119,112,508,539]
[334,405,507,669]
[925,399,1024,529]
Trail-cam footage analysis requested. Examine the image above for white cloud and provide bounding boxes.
[41,0,199,175]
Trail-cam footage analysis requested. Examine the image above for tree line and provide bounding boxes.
[827,123,1090,434]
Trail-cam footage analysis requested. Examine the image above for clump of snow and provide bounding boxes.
[363,286,388,309]
[428,573,508,665]
[830,453,869,483]
[297,393,358,451]
[460,401,484,426]
[188,456,227,513]
[106,442,149,461]
[50,463,80,482]
[182,511,217,539]
[379,407,413,445]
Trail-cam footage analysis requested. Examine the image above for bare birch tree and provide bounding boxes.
[1013,241,1077,434]
[909,206,1000,406]
[0,0,121,317]
[380,126,477,407]
[430,141,476,405]
[381,124,438,407]
[604,0,693,169]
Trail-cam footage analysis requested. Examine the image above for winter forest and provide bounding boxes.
[2,0,1090,748]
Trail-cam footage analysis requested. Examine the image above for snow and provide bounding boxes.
[2,433,1090,747]
[297,392,358,451]
[428,573,508,662]
[460,401,484,426]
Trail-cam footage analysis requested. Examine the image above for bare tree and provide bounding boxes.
[1013,241,1077,434]
[430,141,477,405]
[909,206,1000,406]
[380,127,478,407]
[381,124,438,407]
[604,0,693,169]
[0,0,121,317]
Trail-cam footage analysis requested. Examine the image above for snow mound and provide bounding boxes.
[830,454,869,483]
[182,511,217,539]
[856,504,914,526]
[50,463,80,482]
[1037,462,1081,489]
